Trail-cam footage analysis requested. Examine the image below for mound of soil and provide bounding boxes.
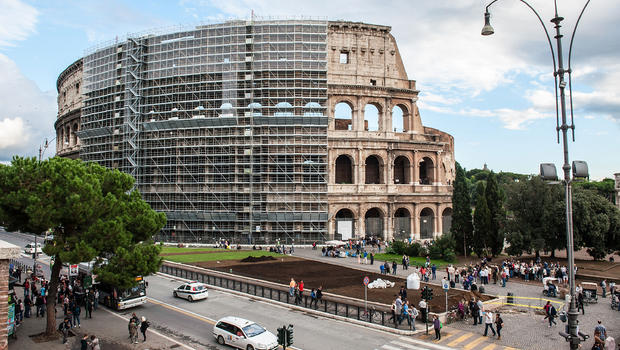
[240,255,277,263]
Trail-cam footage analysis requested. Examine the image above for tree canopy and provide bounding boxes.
[0,157,166,334]
[450,162,473,256]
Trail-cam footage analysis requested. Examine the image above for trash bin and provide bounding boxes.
[507,292,514,304]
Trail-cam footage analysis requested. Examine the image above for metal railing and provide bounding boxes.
[159,262,415,331]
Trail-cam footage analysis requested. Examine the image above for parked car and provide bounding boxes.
[24,243,43,254]
[173,281,208,302]
[213,316,278,350]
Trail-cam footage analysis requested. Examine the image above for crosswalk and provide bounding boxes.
[376,330,520,350]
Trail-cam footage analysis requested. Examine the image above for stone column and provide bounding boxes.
[356,97,364,132]
[412,151,419,184]
[409,213,415,241]
[0,240,22,350]
[384,98,392,132]
[436,204,443,237]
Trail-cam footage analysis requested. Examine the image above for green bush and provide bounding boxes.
[405,242,421,257]
[443,250,457,263]
[429,244,442,260]
[418,246,428,257]
[390,240,408,255]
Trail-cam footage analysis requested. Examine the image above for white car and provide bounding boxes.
[213,317,278,350]
[172,282,208,302]
[24,243,43,254]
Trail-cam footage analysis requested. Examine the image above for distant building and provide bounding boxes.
[55,19,455,244]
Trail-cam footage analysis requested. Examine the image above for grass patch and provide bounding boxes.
[373,254,451,267]
[160,246,219,254]
[163,250,284,263]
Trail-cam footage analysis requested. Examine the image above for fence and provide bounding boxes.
[159,261,415,331]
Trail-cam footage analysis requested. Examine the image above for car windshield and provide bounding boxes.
[194,285,206,291]
[242,323,266,337]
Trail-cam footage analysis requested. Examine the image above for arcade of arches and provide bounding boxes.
[331,205,452,241]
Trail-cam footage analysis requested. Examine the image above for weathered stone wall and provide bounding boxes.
[55,59,83,159]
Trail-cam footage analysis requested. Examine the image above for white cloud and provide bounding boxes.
[0,54,56,161]
[494,108,550,130]
[0,0,38,46]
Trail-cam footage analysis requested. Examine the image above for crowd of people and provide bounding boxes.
[288,278,323,309]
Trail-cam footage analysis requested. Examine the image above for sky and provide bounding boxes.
[0,0,618,179]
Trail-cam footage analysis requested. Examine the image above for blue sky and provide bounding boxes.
[0,0,618,179]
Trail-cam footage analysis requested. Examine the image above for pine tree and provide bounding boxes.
[485,172,505,256]
[450,162,473,256]
[473,181,490,257]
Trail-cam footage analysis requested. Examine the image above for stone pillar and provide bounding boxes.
[355,97,364,132]
[358,215,365,239]
[358,148,365,186]
[385,204,392,241]
[384,99,392,132]
[386,151,392,185]
[413,207,419,240]
[0,240,21,350]
[328,217,335,239]
[409,213,415,241]
[434,205,441,239]
[412,151,419,184]
[436,204,443,237]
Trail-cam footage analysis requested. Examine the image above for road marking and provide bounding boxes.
[481,344,496,350]
[447,332,474,347]
[147,297,216,325]
[436,330,462,343]
[392,340,431,349]
[101,305,195,350]
[398,336,456,350]
[381,345,403,350]
[463,334,489,349]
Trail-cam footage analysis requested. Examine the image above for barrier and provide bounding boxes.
[485,294,567,310]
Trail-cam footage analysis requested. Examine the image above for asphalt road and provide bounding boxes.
[1,229,448,350]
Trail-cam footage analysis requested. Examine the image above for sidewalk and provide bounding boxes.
[9,286,189,350]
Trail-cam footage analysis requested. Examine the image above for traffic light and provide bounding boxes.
[286,324,294,345]
[427,287,433,300]
[421,288,427,300]
[277,326,286,346]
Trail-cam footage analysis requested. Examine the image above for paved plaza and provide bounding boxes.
[294,247,620,350]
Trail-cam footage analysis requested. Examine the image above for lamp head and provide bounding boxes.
[481,11,495,36]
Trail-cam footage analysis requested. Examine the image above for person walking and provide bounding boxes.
[289,278,296,297]
[59,318,71,344]
[470,298,479,326]
[370,252,374,265]
[72,302,81,328]
[298,280,305,303]
[410,303,419,331]
[477,298,484,325]
[595,320,607,341]
[389,297,398,327]
[129,318,139,344]
[431,264,437,280]
[24,295,31,318]
[483,310,496,337]
[433,315,441,340]
[495,312,504,340]
[140,316,150,342]
[80,334,89,350]
[547,303,557,327]
[16,299,23,324]
[593,330,604,350]
[577,292,585,315]
[392,261,397,275]
[419,299,427,325]
[93,289,99,310]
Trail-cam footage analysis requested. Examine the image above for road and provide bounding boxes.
[1,228,452,350]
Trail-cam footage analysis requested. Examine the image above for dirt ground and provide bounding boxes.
[192,257,490,311]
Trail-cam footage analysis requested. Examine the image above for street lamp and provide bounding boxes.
[35,137,56,277]
[481,1,591,349]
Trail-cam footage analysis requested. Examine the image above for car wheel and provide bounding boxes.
[173,291,178,298]
[188,295,193,302]
[246,345,254,350]
[217,335,225,345]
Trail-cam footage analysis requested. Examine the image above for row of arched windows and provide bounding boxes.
[335,154,435,185]
[334,102,407,132]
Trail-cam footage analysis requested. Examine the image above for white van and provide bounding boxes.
[24,242,43,254]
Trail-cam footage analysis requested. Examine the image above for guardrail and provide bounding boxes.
[159,261,415,330]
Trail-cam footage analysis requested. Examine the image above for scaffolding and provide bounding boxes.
[79,19,328,244]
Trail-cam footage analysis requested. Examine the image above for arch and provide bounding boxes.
[442,207,453,235]
[365,155,384,184]
[419,207,435,239]
[64,125,70,145]
[392,105,404,132]
[335,208,356,240]
[419,157,435,185]
[248,102,262,116]
[364,103,381,131]
[394,207,411,241]
[393,156,410,184]
[335,154,354,184]
[303,102,323,117]
[334,101,353,130]
[275,101,293,116]
[71,122,78,146]
[364,207,384,238]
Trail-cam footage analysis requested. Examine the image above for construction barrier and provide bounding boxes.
[486,294,567,310]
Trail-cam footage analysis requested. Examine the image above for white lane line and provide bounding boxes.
[100,305,195,350]
[393,340,431,349]
[147,296,217,324]
[381,345,404,350]
[398,336,456,350]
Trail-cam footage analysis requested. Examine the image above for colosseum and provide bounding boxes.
[55,19,455,244]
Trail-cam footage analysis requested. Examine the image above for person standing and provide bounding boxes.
[410,303,418,331]
[316,285,323,307]
[60,318,71,344]
[35,293,44,317]
[601,279,607,298]
[595,320,607,341]
[483,310,496,337]
[431,264,437,280]
[309,288,317,309]
[72,302,81,328]
[477,298,484,325]
[93,289,99,310]
[370,252,374,265]
[471,298,479,326]
[289,278,296,297]
[86,292,94,318]
[129,318,139,344]
[298,280,305,304]
[140,316,150,342]
[90,335,101,350]
[419,299,427,325]
[389,297,398,327]
[495,313,504,340]
[433,315,441,340]
[392,261,397,275]
[395,295,403,324]
[577,292,585,315]
[80,334,89,350]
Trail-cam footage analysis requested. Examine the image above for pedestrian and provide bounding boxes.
[129,312,139,338]
[419,299,427,324]
[410,304,419,331]
[289,278,296,297]
[395,295,403,324]
[380,264,385,275]
[593,330,604,350]
[86,292,94,318]
[129,318,139,344]
[389,297,398,327]
[35,293,45,317]
[431,264,437,280]
[80,334,89,350]
[316,285,323,307]
[93,289,99,310]
[577,292,585,315]
[59,318,70,344]
[385,261,391,275]
[363,251,368,265]
[470,298,479,326]
[309,288,317,308]
[433,315,441,340]
[90,335,101,350]
[495,312,504,340]
[16,299,23,324]
[401,300,410,327]
[73,302,81,328]
[483,310,496,337]
[370,252,374,265]
[547,303,557,327]
[392,261,397,275]
[595,320,607,341]
[601,279,607,298]
[140,316,150,342]
[476,298,484,325]
[298,280,304,303]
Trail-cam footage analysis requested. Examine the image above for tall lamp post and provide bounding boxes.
[35,137,55,276]
[481,1,590,349]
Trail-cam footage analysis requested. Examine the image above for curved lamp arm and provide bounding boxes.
[567,0,591,142]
